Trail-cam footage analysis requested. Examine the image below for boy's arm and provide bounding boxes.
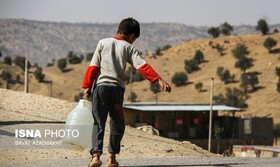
[82,65,100,97]
[138,63,171,92]
[157,77,171,93]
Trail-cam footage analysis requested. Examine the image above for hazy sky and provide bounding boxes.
[0,0,279,26]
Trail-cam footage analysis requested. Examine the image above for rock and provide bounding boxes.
[136,125,159,135]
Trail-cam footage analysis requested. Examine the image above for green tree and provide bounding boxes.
[1,71,12,81]
[215,44,226,56]
[195,82,203,92]
[46,59,55,67]
[57,58,67,72]
[207,27,220,38]
[232,44,250,59]
[256,19,270,35]
[155,47,162,56]
[232,44,253,73]
[194,50,205,64]
[235,57,254,73]
[214,87,248,108]
[162,45,171,51]
[273,123,280,145]
[3,56,12,65]
[214,124,224,153]
[67,51,82,64]
[277,79,280,93]
[240,72,259,92]
[220,22,233,36]
[184,59,200,73]
[150,82,161,94]
[172,72,188,87]
[13,56,30,71]
[276,67,280,77]
[263,37,277,53]
[33,67,45,82]
[126,66,144,84]
[86,52,94,61]
[216,67,235,84]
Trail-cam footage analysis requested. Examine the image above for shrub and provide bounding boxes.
[232,44,250,60]
[194,50,205,64]
[86,52,94,61]
[208,27,220,38]
[162,45,171,51]
[57,58,67,72]
[13,56,30,71]
[3,56,12,65]
[67,51,83,64]
[256,19,270,35]
[220,22,233,36]
[184,59,200,73]
[276,67,280,77]
[240,72,259,92]
[263,37,277,53]
[213,87,247,108]
[277,79,280,93]
[150,82,161,94]
[195,82,203,92]
[232,44,253,73]
[155,47,162,56]
[33,67,45,82]
[172,72,188,87]
[216,67,235,84]
[1,71,12,81]
[126,66,144,83]
[46,59,55,67]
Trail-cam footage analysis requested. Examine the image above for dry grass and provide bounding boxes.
[1,33,280,123]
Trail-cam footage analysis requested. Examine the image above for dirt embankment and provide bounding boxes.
[0,89,216,165]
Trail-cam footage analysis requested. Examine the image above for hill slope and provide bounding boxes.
[1,33,280,123]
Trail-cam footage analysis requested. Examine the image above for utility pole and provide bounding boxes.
[24,58,29,93]
[208,78,214,152]
[49,81,53,97]
[129,68,133,103]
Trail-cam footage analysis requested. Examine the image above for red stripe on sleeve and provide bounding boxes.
[137,63,160,83]
[82,66,100,88]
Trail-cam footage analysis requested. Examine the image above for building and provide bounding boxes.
[123,102,240,139]
[123,103,274,153]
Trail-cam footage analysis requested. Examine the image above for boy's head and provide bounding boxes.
[117,18,140,43]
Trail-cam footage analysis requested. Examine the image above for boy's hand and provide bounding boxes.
[158,78,171,93]
[83,88,91,98]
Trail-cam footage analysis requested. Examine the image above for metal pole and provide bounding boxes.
[49,81,52,97]
[208,78,214,152]
[129,68,133,103]
[24,58,29,93]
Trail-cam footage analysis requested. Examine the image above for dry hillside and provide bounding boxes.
[1,33,280,123]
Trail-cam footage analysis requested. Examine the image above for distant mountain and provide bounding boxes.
[0,19,279,66]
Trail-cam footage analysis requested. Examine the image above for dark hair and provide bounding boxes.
[117,18,140,38]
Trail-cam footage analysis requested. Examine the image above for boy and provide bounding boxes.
[82,17,171,167]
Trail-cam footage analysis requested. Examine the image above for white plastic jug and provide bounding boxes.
[62,99,94,151]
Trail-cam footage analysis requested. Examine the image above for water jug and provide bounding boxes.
[62,99,94,151]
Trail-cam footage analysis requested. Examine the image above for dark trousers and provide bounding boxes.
[90,84,125,155]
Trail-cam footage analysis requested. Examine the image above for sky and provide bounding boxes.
[0,0,279,26]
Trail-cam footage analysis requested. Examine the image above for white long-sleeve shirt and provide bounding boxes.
[82,37,160,89]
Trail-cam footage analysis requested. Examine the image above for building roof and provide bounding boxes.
[123,103,241,112]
